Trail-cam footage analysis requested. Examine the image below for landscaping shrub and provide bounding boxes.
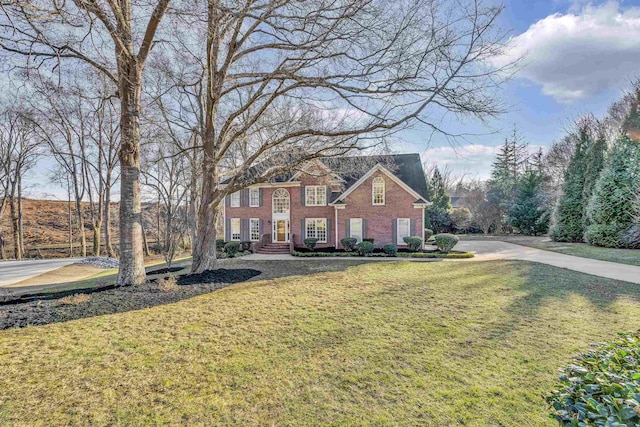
[363,238,375,244]
[356,241,374,256]
[239,241,253,252]
[216,239,226,252]
[303,238,318,251]
[224,242,241,257]
[424,228,434,240]
[546,330,640,426]
[403,236,423,252]
[434,233,459,253]
[340,237,357,251]
[623,223,640,248]
[383,244,398,256]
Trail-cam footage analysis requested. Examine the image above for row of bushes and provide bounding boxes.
[292,249,473,259]
[303,233,458,254]
[215,239,253,258]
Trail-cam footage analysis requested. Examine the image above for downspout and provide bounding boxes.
[335,206,339,249]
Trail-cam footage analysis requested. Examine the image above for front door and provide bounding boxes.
[274,220,289,243]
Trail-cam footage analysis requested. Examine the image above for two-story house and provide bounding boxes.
[222,153,431,254]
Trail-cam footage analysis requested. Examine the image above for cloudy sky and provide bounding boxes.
[412,0,640,179]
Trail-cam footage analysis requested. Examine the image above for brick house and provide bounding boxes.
[222,153,430,253]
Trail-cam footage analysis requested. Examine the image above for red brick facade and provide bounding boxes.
[223,163,426,249]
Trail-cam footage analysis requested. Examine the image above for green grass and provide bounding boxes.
[463,235,640,267]
[1,260,640,425]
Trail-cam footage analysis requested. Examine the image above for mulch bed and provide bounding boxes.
[0,268,261,330]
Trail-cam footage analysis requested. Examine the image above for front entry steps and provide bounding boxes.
[256,243,290,254]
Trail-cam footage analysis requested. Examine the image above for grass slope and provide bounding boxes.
[1,260,639,426]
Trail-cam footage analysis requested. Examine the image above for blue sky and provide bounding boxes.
[411,0,640,179]
[23,0,640,199]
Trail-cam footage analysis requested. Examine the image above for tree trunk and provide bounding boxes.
[141,216,150,257]
[9,197,21,260]
[17,172,24,258]
[75,196,87,257]
[104,183,115,258]
[116,58,146,286]
[93,223,101,257]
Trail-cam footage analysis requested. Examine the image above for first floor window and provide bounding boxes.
[250,218,260,241]
[249,188,260,207]
[397,218,410,245]
[350,218,363,241]
[305,185,327,206]
[230,191,241,207]
[305,218,327,242]
[230,218,241,241]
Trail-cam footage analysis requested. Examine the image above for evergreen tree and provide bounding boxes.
[508,170,550,236]
[582,128,607,228]
[550,126,590,242]
[425,167,451,233]
[585,136,640,248]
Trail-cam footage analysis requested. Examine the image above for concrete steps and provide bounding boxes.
[256,243,290,254]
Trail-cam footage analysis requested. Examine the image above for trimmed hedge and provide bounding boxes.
[291,250,474,259]
[547,330,640,426]
[434,233,459,253]
[383,244,398,256]
[403,236,423,252]
[224,242,240,257]
[303,238,318,251]
[340,237,358,251]
[356,241,374,256]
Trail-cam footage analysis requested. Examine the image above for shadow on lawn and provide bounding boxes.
[484,260,640,341]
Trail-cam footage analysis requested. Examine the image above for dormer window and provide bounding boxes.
[372,177,385,205]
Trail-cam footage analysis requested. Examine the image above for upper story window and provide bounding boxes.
[272,188,290,214]
[372,177,385,205]
[249,188,260,207]
[305,185,326,206]
[230,191,241,207]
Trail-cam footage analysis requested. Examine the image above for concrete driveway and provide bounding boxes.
[457,240,640,285]
[0,258,81,287]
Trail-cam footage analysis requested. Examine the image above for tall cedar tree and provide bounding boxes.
[582,129,607,229]
[550,127,591,242]
[584,135,640,248]
[508,170,550,236]
[425,167,451,233]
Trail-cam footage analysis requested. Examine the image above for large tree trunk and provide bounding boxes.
[93,223,102,257]
[75,196,87,257]
[116,58,146,286]
[104,179,116,258]
[17,173,24,258]
[191,156,222,273]
[9,197,21,260]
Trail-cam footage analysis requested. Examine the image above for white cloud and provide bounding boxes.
[422,144,503,179]
[494,1,640,103]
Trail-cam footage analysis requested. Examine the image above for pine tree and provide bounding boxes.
[550,126,590,242]
[508,170,550,236]
[582,129,607,228]
[585,136,640,248]
[425,167,451,233]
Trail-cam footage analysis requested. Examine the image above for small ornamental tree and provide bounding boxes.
[303,238,318,251]
[340,237,358,252]
[356,241,374,256]
[434,234,459,253]
[585,136,640,248]
[403,236,423,252]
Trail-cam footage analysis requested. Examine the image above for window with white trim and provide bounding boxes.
[250,218,260,241]
[273,188,290,214]
[230,191,241,207]
[372,177,385,205]
[230,218,241,241]
[350,218,363,242]
[305,185,327,206]
[397,218,410,245]
[249,188,260,207]
[305,218,327,242]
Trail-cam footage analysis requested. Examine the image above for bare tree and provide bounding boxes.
[167,0,513,272]
[0,107,41,259]
[1,0,173,284]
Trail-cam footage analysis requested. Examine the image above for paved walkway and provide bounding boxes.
[456,241,640,285]
[244,241,640,284]
[0,258,81,288]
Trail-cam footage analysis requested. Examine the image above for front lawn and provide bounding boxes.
[462,234,640,267]
[1,260,639,425]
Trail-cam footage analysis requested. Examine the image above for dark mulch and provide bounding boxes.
[146,266,184,275]
[0,268,261,330]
